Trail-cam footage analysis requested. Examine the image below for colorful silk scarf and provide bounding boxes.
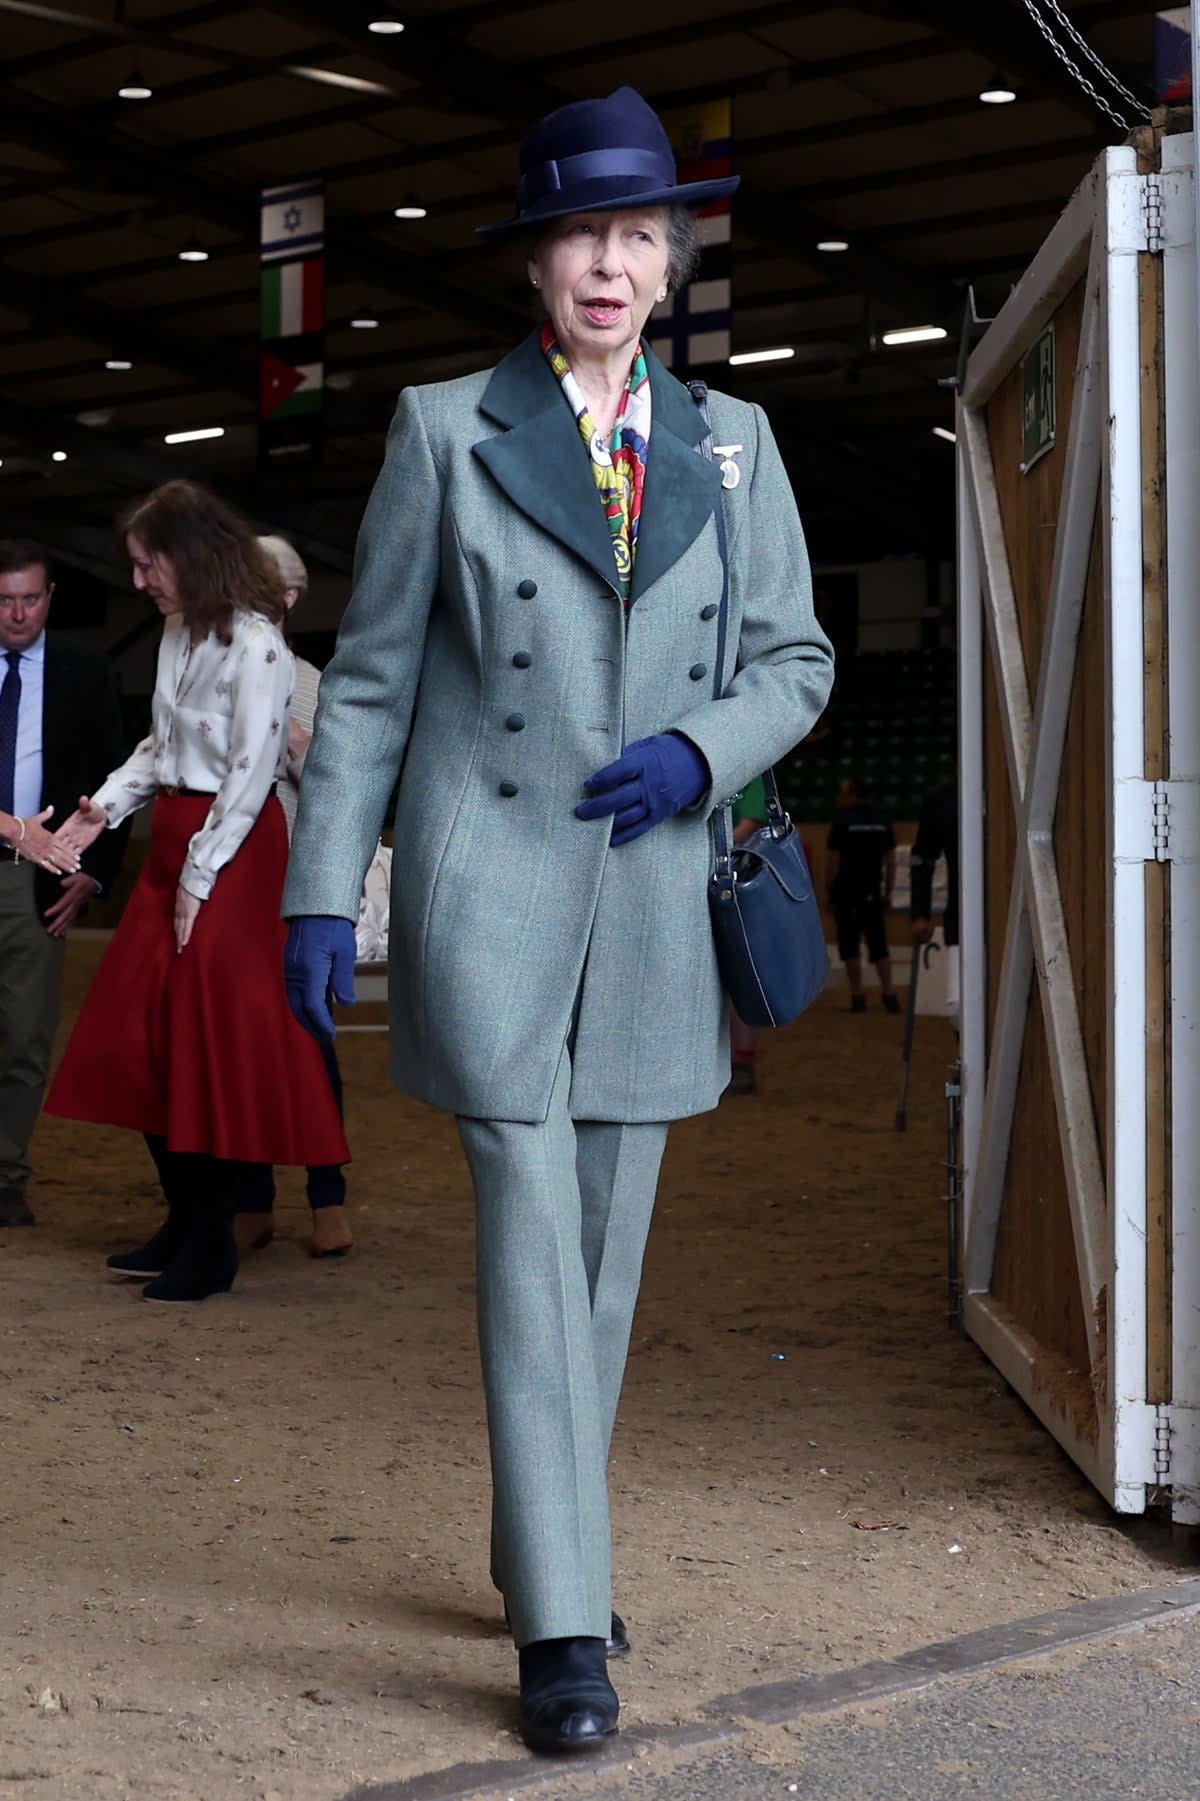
[541,321,651,604]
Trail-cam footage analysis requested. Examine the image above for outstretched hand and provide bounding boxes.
[53,795,107,858]
[15,806,81,875]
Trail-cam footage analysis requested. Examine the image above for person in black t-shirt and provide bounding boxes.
[826,777,899,1013]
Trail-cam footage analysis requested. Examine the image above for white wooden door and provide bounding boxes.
[956,146,1167,1512]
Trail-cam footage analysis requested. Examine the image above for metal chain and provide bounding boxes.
[1033,0,1148,114]
[1019,0,1142,132]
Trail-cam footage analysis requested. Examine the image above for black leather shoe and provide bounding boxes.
[517,1635,618,1755]
[107,1215,188,1277]
[142,1222,238,1302]
[0,1191,35,1227]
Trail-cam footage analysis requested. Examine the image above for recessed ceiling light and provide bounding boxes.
[932,426,957,443]
[118,67,152,100]
[350,306,379,328]
[77,408,112,426]
[368,18,405,32]
[51,451,68,462]
[728,346,795,366]
[882,325,948,346]
[178,238,210,263]
[393,195,427,220]
[164,426,225,444]
[979,76,1016,104]
[105,358,133,371]
[817,239,849,253]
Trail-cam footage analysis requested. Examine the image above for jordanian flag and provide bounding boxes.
[261,259,323,340]
[260,349,323,418]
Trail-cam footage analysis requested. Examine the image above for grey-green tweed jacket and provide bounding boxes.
[283,332,834,1123]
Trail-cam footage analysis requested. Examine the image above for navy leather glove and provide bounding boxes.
[284,914,357,1042]
[576,732,710,847]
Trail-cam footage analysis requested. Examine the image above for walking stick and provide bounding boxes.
[895,940,939,1132]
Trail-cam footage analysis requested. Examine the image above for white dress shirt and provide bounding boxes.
[94,610,293,901]
[7,629,46,821]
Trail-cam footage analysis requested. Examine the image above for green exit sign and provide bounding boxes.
[1022,324,1056,472]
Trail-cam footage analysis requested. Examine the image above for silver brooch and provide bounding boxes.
[713,444,743,490]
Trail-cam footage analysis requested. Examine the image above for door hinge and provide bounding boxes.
[1155,1403,1173,1484]
[1142,173,1165,254]
[1114,779,1200,865]
[1152,781,1171,862]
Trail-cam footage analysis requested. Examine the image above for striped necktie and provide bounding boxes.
[0,651,21,819]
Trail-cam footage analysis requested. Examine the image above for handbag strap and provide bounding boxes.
[688,381,790,872]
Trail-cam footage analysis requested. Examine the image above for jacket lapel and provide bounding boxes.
[473,332,620,595]
[629,346,723,603]
[39,634,63,809]
[472,332,723,602]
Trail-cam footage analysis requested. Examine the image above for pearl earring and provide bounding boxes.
[531,278,540,289]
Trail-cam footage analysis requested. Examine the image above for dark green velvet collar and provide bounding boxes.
[473,330,722,602]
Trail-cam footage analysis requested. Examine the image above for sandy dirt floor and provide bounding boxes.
[0,941,1188,1800]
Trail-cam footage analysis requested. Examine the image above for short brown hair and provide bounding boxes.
[122,482,285,645]
[0,540,52,584]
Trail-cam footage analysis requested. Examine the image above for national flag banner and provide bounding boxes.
[260,348,324,418]
[1155,8,1190,103]
[645,99,732,372]
[260,180,324,467]
[260,181,325,264]
[261,258,324,340]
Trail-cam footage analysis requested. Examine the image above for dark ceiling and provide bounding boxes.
[0,0,1156,578]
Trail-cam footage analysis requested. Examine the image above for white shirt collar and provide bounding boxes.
[3,630,46,666]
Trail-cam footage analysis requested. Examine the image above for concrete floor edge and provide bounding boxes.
[335,1578,1200,1801]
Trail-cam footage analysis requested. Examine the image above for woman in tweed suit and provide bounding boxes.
[283,87,833,1754]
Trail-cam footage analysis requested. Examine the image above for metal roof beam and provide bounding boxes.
[0,258,254,398]
[861,0,1150,126]
[0,79,530,344]
[3,0,242,79]
[0,394,354,571]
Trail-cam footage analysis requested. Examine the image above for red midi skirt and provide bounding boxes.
[46,794,351,1166]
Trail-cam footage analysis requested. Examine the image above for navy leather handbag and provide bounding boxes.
[691,383,829,1028]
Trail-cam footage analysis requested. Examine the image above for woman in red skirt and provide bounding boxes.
[46,481,349,1302]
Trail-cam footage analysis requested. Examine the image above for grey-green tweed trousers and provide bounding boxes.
[457,1046,669,1648]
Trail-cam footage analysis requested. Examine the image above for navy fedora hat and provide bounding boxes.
[477,86,738,240]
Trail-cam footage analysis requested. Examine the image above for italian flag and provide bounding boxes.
[260,258,324,340]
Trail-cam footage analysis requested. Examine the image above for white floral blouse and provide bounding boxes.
[93,610,294,901]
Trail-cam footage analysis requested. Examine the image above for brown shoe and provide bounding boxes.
[233,1211,275,1256]
[309,1205,353,1258]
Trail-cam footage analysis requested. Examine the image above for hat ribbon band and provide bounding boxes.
[517,146,669,209]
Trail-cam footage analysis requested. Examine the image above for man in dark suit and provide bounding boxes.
[0,540,127,1226]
